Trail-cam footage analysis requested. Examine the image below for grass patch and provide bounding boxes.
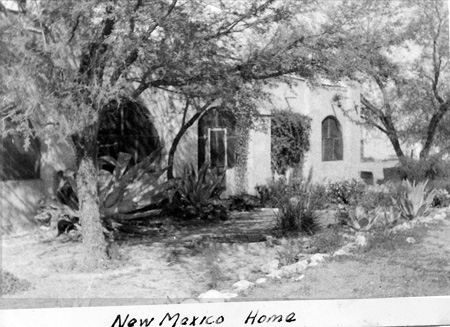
[309,225,346,254]
[360,223,430,255]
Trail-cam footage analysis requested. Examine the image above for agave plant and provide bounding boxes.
[347,206,379,232]
[392,180,436,220]
[172,162,226,219]
[99,148,177,220]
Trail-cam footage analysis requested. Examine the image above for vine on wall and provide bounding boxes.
[234,124,249,194]
[271,110,311,175]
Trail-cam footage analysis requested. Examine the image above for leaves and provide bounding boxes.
[322,0,450,158]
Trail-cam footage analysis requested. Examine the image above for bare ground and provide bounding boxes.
[1,208,450,309]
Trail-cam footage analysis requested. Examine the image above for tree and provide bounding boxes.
[1,0,328,269]
[321,0,449,160]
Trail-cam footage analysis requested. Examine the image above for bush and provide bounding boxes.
[326,179,366,205]
[398,156,450,182]
[358,191,393,210]
[432,188,450,208]
[256,177,328,209]
[272,173,323,235]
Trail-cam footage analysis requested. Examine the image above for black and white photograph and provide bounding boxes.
[1,0,449,324]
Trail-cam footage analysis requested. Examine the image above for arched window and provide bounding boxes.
[322,116,343,161]
[98,98,160,170]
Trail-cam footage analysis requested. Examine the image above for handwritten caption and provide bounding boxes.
[111,310,296,327]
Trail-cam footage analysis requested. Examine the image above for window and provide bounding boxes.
[322,116,343,161]
[360,171,374,185]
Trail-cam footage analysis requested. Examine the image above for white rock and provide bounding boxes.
[197,290,238,302]
[406,237,416,244]
[198,290,226,302]
[390,222,412,233]
[281,260,308,278]
[267,269,283,279]
[232,280,254,292]
[433,213,446,220]
[333,243,356,257]
[255,278,267,284]
[261,259,279,274]
[294,275,305,281]
[355,235,368,247]
[308,261,319,267]
[310,253,330,264]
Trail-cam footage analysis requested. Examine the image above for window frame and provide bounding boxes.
[321,116,343,162]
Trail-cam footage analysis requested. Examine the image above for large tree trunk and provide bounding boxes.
[420,101,450,159]
[73,123,108,271]
[380,115,406,161]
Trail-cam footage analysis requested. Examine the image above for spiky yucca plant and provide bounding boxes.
[392,180,436,220]
[99,149,177,220]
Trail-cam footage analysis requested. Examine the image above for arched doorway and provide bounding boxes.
[98,98,161,169]
[198,108,237,170]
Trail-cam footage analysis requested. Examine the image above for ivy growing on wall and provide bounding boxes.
[271,110,311,175]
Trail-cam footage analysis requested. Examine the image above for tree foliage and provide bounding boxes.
[321,0,450,159]
[0,0,329,269]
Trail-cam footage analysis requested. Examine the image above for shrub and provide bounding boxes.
[273,172,322,235]
[256,176,328,210]
[326,179,366,205]
[228,193,261,211]
[358,190,394,210]
[398,156,450,182]
[432,189,450,208]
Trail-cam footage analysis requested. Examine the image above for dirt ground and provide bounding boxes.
[2,208,450,309]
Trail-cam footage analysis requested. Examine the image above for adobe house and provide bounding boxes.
[0,78,398,233]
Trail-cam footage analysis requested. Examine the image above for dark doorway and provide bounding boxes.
[198,108,237,170]
[98,98,160,169]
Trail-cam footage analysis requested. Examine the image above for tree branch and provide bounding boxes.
[110,0,178,86]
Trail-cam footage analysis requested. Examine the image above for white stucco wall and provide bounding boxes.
[139,89,198,178]
[245,118,272,194]
[264,78,363,183]
[0,136,75,234]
